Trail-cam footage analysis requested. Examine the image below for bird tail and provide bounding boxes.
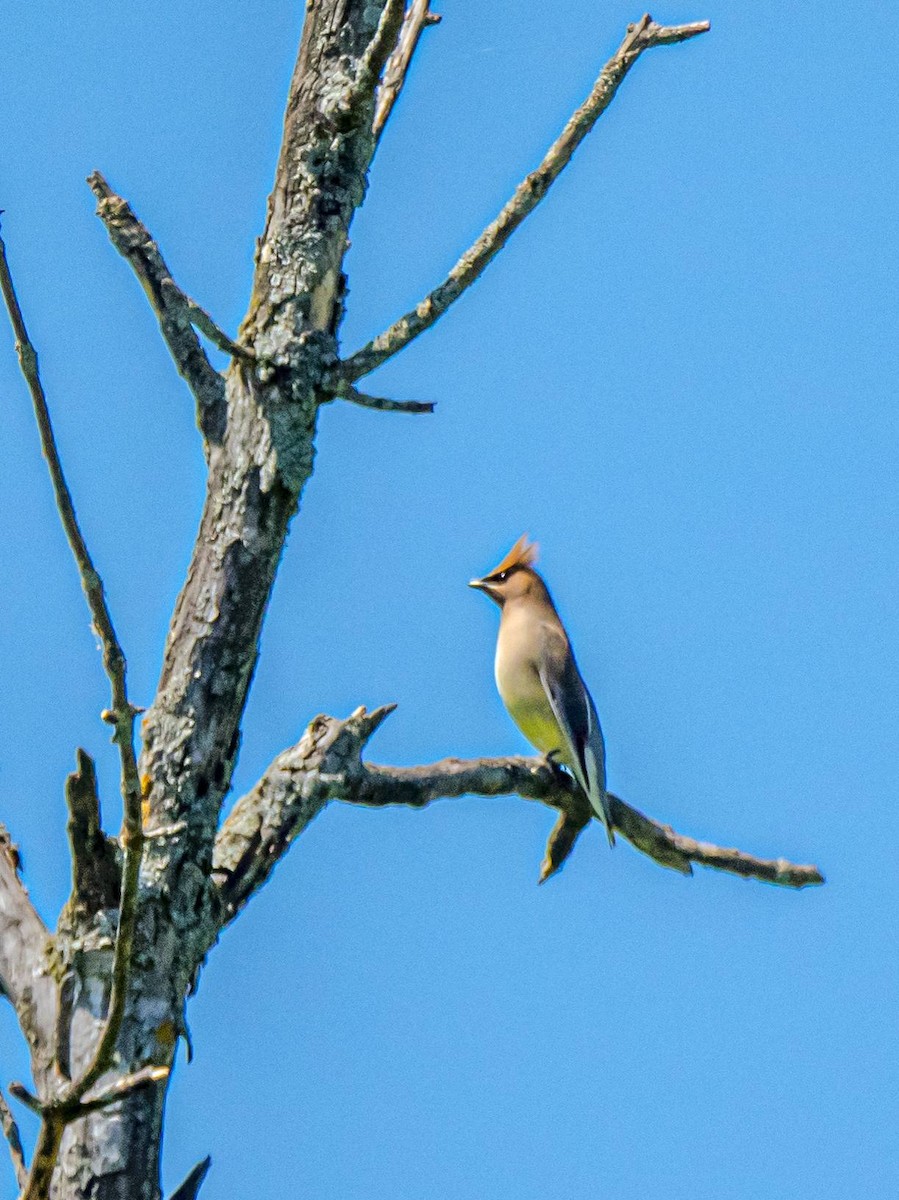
[584,745,615,847]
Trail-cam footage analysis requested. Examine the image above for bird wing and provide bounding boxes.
[538,627,615,846]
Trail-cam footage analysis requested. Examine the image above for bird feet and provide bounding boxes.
[542,750,569,782]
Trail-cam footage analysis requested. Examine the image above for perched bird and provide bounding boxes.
[469,535,615,846]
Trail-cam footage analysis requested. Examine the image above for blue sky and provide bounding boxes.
[1,2,897,1197]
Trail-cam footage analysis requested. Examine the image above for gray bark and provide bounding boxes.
[46,4,391,1195]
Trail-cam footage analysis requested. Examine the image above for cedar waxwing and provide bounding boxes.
[470,535,615,846]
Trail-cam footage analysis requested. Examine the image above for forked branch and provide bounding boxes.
[343,13,709,381]
[213,707,823,927]
[373,0,442,143]
[0,221,156,1199]
[326,379,434,414]
[87,172,248,447]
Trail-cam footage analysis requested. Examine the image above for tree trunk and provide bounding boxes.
[47,2,389,1194]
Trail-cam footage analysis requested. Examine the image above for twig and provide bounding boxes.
[540,807,591,883]
[343,13,709,381]
[168,1155,212,1200]
[86,172,240,446]
[0,219,149,1193]
[373,0,441,143]
[10,1066,169,1120]
[182,298,254,363]
[326,380,434,414]
[0,1088,26,1189]
[75,1066,170,1116]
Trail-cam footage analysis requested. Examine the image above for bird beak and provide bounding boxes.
[468,577,489,592]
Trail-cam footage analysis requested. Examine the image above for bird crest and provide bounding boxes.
[488,534,539,577]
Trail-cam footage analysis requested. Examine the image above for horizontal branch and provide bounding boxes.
[353,758,824,887]
[343,12,709,380]
[10,1065,169,1120]
[87,172,236,445]
[213,708,823,925]
[326,379,434,414]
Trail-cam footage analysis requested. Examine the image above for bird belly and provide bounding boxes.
[495,656,566,760]
[509,701,567,759]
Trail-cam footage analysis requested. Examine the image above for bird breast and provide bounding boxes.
[494,613,564,759]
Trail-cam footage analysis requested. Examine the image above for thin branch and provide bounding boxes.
[213,708,822,928]
[326,380,434,414]
[343,13,709,381]
[6,1084,40,1115]
[182,299,254,363]
[0,220,149,1184]
[0,1089,26,1190]
[10,1065,168,1120]
[354,0,408,101]
[0,224,142,847]
[86,172,240,446]
[74,1066,170,1117]
[373,0,441,143]
[168,1156,212,1200]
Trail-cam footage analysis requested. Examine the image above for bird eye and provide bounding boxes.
[497,571,508,582]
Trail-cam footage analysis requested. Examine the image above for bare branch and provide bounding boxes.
[86,172,239,446]
[355,0,407,101]
[0,824,56,1080]
[74,1066,170,1117]
[353,756,823,887]
[0,223,143,847]
[0,1088,26,1190]
[373,0,442,143]
[540,806,591,884]
[213,707,822,926]
[65,749,120,916]
[326,379,434,414]
[168,1156,212,1200]
[0,219,148,1181]
[343,12,710,381]
[6,1083,40,1115]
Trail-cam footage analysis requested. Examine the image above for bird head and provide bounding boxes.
[469,534,541,607]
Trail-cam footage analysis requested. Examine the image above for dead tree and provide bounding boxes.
[0,7,823,1198]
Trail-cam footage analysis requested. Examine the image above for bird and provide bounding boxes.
[469,535,615,846]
